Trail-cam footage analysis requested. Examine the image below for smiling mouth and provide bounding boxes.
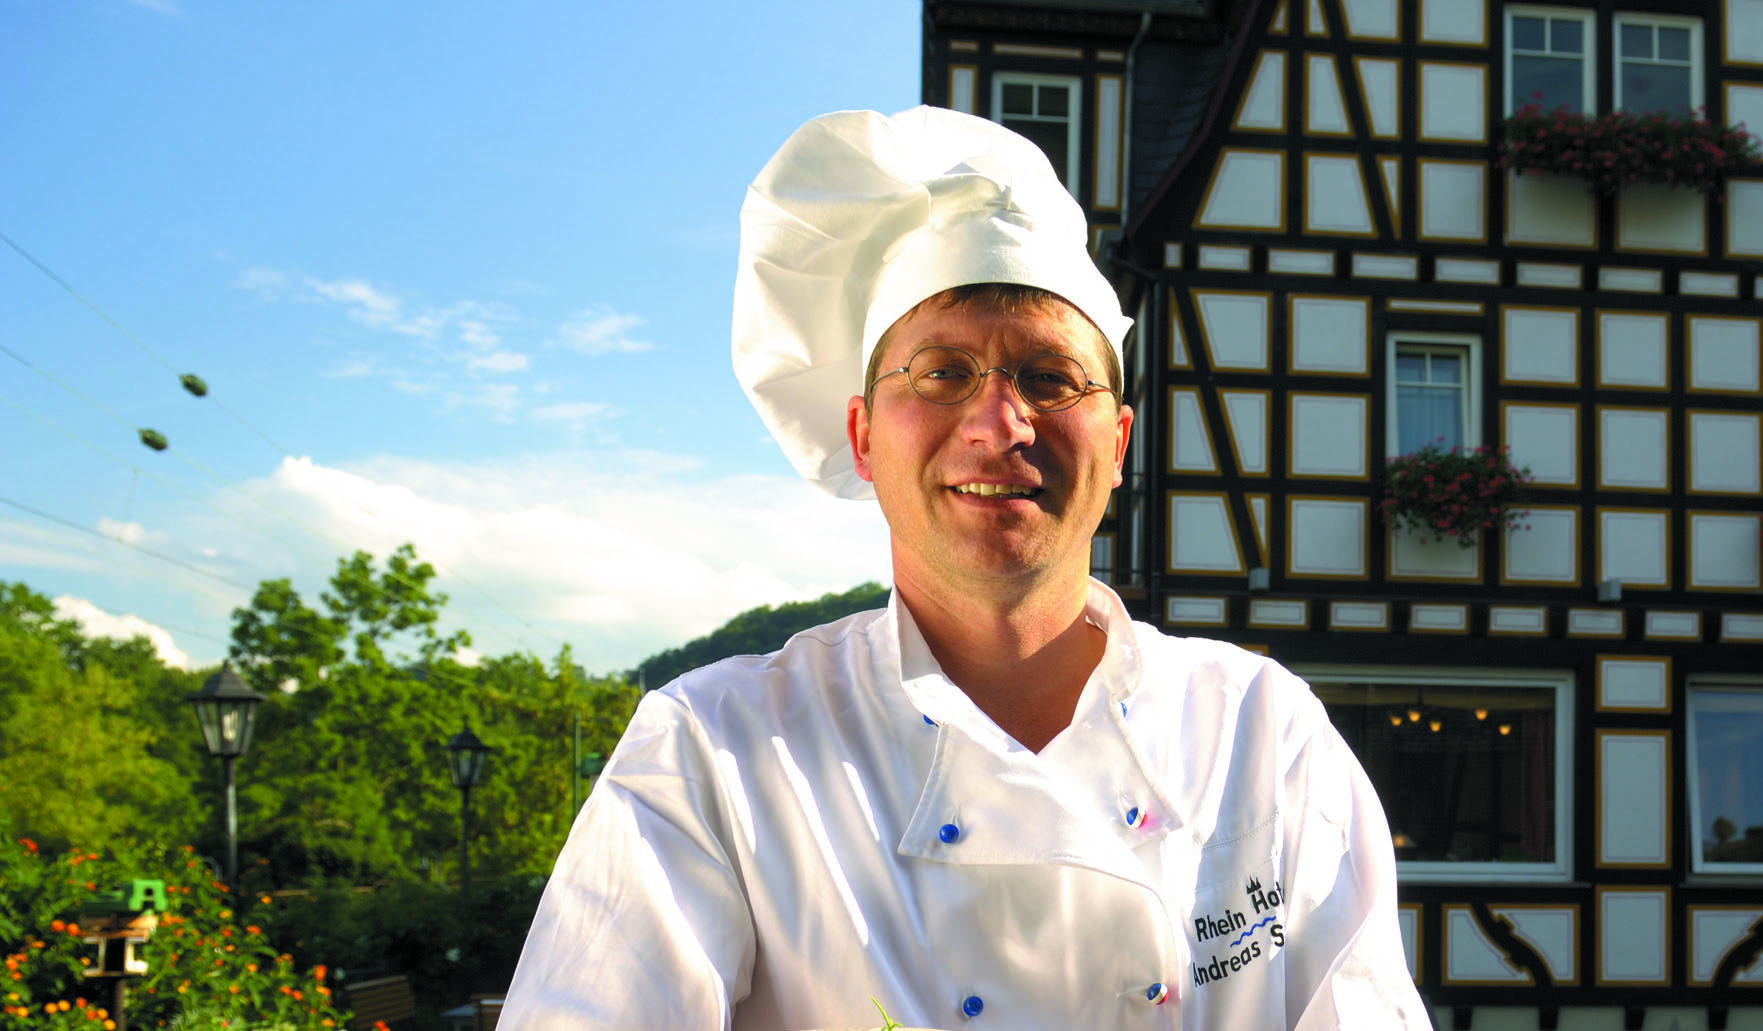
[953,483,1042,498]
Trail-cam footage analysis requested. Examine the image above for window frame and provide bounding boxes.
[1504,5,1598,115]
[1386,333,1482,458]
[1612,11,1704,115]
[1686,676,1763,877]
[991,72,1082,197]
[1301,664,1576,884]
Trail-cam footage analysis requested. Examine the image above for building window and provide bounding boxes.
[1307,667,1573,883]
[993,73,1080,194]
[1506,6,1596,114]
[1688,681,1763,874]
[1614,14,1701,115]
[1388,335,1479,456]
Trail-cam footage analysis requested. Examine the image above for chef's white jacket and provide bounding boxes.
[503,581,1429,1029]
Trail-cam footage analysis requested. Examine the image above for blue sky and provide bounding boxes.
[2,1,916,672]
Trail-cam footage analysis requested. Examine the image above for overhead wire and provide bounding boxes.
[0,229,295,456]
[1,495,498,695]
[0,239,563,656]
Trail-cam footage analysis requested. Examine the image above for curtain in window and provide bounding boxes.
[1396,385,1461,453]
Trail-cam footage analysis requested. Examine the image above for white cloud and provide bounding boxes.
[554,306,652,355]
[97,517,153,546]
[531,401,614,423]
[194,454,891,672]
[444,383,522,422]
[52,596,193,670]
[321,356,378,379]
[306,277,421,335]
[458,320,501,349]
[466,350,530,374]
[233,266,288,297]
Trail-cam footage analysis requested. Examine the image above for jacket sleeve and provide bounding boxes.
[1278,690,1433,1031]
[500,690,755,1030]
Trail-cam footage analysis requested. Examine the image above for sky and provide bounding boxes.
[2,1,920,674]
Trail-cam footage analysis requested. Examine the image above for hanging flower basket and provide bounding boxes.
[1380,442,1532,549]
[1498,101,1763,197]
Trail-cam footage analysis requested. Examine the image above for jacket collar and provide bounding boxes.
[883,580,1181,883]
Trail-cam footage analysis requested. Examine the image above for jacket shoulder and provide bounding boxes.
[655,606,891,711]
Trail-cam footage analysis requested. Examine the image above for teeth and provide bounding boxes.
[955,483,1036,497]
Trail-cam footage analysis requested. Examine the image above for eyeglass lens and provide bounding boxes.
[905,346,1091,411]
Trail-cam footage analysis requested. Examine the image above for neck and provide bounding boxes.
[893,565,1104,753]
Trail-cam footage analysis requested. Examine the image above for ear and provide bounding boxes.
[846,395,876,483]
[1111,403,1133,489]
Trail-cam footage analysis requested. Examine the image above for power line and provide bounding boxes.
[0,228,294,456]
[1,229,567,654]
[0,495,259,595]
[1,495,492,694]
[2,342,545,655]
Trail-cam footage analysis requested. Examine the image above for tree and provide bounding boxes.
[0,585,204,852]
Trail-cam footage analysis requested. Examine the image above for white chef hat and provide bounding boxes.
[732,105,1132,500]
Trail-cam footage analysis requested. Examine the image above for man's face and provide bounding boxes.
[845,293,1133,595]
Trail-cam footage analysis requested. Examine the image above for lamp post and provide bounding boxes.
[444,724,494,910]
[184,661,265,896]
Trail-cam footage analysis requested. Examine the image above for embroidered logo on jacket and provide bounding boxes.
[1190,876,1285,988]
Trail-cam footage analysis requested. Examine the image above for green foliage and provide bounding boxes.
[1499,102,1763,195]
[225,547,636,888]
[1380,443,1532,548]
[0,614,203,853]
[0,556,881,1012]
[264,874,545,1021]
[0,836,347,1030]
[636,582,890,689]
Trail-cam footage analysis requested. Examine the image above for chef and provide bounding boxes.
[501,106,1430,1030]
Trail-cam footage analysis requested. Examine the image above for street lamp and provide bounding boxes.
[444,724,494,909]
[184,661,265,896]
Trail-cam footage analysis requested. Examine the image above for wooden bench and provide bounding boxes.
[342,974,416,1030]
[472,994,504,1030]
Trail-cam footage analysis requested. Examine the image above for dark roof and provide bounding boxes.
[1127,35,1234,217]
[1125,0,1264,241]
[926,0,1218,39]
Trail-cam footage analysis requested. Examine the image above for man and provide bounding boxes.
[502,107,1428,1029]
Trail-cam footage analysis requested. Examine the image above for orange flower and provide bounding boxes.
[19,839,36,853]
[49,921,65,933]
[313,964,327,982]
[65,924,80,936]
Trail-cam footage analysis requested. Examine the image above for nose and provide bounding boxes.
[959,367,1037,448]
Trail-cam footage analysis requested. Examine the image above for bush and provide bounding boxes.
[257,873,544,1027]
[0,837,348,1030]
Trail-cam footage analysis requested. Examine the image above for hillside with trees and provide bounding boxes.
[633,580,890,689]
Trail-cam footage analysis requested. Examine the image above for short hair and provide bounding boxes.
[863,283,1124,407]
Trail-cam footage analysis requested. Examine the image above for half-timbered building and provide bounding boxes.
[922,1,1763,1027]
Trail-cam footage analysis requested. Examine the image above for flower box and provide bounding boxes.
[1381,442,1531,549]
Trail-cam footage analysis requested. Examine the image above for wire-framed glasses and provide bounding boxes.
[871,346,1113,412]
